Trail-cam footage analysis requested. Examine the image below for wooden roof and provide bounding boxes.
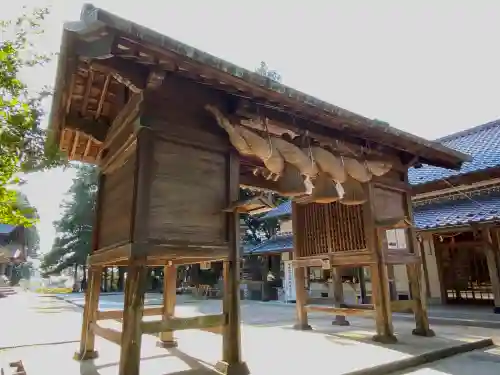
[48,3,469,169]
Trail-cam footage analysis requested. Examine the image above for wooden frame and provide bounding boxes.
[55,6,467,375]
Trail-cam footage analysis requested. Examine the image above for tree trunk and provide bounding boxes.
[73,263,78,292]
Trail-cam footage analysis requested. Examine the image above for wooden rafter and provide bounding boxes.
[81,70,94,117]
[96,74,111,119]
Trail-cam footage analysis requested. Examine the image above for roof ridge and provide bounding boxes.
[436,119,500,142]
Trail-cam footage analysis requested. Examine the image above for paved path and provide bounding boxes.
[57,292,500,329]
[0,292,498,375]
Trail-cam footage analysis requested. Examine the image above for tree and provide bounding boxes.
[1,6,63,226]
[239,62,284,246]
[40,164,97,275]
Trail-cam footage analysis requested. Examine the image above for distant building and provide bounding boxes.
[411,120,500,313]
[0,224,31,278]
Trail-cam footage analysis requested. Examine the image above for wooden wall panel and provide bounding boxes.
[97,154,135,249]
[372,187,405,221]
[148,139,229,246]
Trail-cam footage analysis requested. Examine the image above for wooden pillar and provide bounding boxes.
[74,266,102,360]
[118,260,148,375]
[387,265,398,301]
[358,267,367,303]
[293,265,311,330]
[482,228,500,314]
[215,152,248,375]
[118,124,153,375]
[364,184,396,343]
[157,264,178,348]
[261,256,270,302]
[331,267,349,326]
[403,174,435,337]
[418,235,432,299]
[291,202,312,330]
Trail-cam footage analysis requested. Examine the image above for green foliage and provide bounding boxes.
[0,6,65,226]
[40,164,98,275]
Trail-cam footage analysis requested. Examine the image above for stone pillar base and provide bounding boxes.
[293,323,312,331]
[73,350,98,361]
[332,317,350,326]
[412,328,436,337]
[156,340,178,349]
[215,360,250,375]
[372,334,398,344]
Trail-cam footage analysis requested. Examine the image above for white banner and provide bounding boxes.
[283,260,296,302]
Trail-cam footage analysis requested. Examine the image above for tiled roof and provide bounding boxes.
[260,201,292,220]
[0,224,16,235]
[245,233,293,255]
[414,191,500,230]
[409,120,500,185]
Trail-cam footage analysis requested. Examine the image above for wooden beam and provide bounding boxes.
[235,101,406,170]
[305,305,375,318]
[90,322,122,345]
[88,243,132,266]
[90,57,151,93]
[390,300,415,313]
[64,114,109,142]
[141,314,227,334]
[102,92,143,152]
[97,306,163,320]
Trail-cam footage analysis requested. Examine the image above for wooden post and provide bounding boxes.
[75,169,105,361]
[293,265,312,330]
[403,175,435,337]
[358,267,367,303]
[387,265,398,301]
[118,260,148,375]
[482,228,500,314]
[157,264,178,348]
[215,152,249,375]
[364,184,396,343]
[331,267,350,326]
[74,266,102,360]
[406,262,434,336]
[291,202,312,330]
[418,235,432,299]
[118,124,153,375]
[261,255,270,302]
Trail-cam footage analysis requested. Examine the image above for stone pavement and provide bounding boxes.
[0,292,497,375]
[57,292,500,329]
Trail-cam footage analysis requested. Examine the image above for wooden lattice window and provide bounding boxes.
[295,202,366,258]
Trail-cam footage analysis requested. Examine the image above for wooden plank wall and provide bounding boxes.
[98,155,136,248]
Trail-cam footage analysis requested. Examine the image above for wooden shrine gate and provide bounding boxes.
[48,4,468,375]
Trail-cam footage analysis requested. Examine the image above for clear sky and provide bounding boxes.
[5,0,500,254]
